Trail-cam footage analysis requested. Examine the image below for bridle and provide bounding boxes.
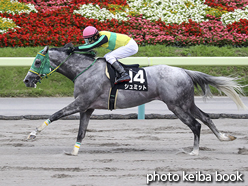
[29,49,97,82]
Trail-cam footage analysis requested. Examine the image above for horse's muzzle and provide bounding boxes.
[23,72,40,88]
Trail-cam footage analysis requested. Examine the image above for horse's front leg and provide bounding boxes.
[27,99,82,140]
[65,109,94,156]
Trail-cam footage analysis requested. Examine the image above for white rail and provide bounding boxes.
[0,57,248,66]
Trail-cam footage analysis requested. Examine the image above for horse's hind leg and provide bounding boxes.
[168,105,201,155]
[65,109,94,156]
[191,105,236,141]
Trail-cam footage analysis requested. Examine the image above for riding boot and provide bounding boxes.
[111,61,131,84]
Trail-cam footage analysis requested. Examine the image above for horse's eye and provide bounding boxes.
[35,59,41,67]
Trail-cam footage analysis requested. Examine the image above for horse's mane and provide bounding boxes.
[50,43,97,59]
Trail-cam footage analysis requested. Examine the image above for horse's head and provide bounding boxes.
[23,46,51,88]
[24,43,98,87]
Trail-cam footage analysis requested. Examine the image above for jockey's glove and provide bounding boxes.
[66,47,75,55]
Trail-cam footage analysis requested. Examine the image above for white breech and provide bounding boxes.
[104,39,138,64]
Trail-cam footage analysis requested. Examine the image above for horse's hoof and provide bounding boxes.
[27,135,36,140]
[64,151,78,156]
[189,150,199,156]
[219,133,236,141]
[228,135,237,141]
[27,131,37,140]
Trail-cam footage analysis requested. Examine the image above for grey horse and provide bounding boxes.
[24,45,247,156]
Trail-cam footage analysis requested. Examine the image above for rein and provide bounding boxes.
[72,56,97,82]
[48,54,72,78]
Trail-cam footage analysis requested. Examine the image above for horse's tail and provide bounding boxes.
[184,69,247,109]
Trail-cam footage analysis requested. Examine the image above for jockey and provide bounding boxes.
[66,26,139,84]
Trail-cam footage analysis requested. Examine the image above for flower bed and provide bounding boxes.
[221,6,248,25]
[0,17,20,34]
[204,0,248,12]
[0,0,37,14]
[0,0,247,47]
[0,0,36,34]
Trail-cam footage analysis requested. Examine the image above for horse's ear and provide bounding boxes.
[42,46,49,54]
[64,42,74,48]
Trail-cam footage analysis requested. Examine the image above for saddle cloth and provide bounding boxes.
[105,62,148,110]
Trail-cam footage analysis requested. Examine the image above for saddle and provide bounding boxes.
[105,61,148,110]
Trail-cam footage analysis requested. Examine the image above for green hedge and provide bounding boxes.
[1,66,247,97]
[1,45,248,57]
